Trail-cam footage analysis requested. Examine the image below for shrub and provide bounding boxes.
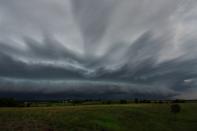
[171,104,181,114]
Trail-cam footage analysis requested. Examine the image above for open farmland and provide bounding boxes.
[0,103,197,131]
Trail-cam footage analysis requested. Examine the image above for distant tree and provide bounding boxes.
[140,100,151,103]
[106,100,111,104]
[27,103,31,107]
[145,100,151,103]
[120,100,127,104]
[24,102,31,107]
[0,98,17,107]
[134,98,139,104]
[71,100,83,106]
[173,99,185,103]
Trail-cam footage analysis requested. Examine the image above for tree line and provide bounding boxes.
[0,98,189,107]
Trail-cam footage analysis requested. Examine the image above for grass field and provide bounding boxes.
[0,103,197,131]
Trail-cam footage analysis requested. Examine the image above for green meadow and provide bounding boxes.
[0,103,197,131]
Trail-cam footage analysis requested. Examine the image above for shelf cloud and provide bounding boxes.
[0,0,197,99]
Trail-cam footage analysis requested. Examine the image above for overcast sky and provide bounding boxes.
[0,0,197,99]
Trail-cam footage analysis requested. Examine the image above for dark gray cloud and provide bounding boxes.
[0,78,177,100]
[0,0,197,99]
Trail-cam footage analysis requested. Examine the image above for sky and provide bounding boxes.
[0,0,197,100]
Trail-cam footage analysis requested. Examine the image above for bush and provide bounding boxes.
[171,104,181,114]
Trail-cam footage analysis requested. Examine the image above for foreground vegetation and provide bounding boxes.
[0,103,197,131]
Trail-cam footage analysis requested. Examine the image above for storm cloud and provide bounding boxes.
[0,0,197,99]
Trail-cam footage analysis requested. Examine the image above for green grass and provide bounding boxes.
[0,103,197,131]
